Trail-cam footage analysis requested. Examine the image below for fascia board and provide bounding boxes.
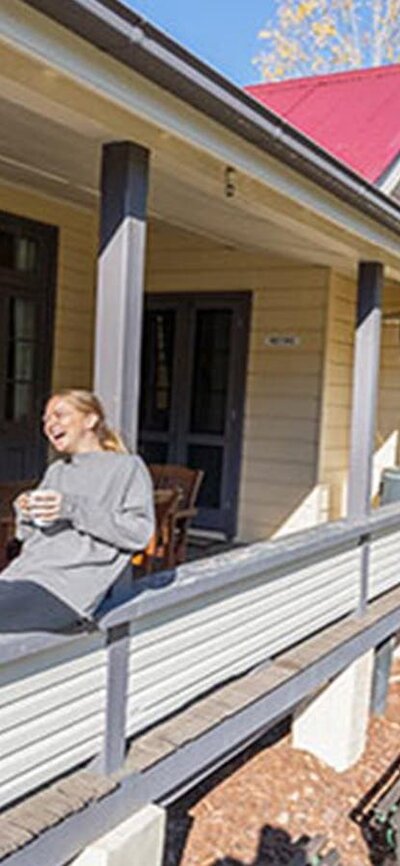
[378,154,400,195]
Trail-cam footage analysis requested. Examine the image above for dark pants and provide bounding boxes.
[0,579,86,634]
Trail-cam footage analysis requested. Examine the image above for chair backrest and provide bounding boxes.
[149,464,204,511]
[132,488,181,571]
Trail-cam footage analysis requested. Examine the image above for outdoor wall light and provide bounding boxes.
[224,166,236,198]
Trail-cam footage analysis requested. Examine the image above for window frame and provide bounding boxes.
[0,211,58,441]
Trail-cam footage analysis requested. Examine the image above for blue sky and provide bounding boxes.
[125,0,270,85]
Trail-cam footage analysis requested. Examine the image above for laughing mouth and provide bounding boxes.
[52,431,67,446]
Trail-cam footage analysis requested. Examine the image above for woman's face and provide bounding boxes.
[43,396,99,454]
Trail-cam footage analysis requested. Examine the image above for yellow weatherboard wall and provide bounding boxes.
[318,272,400,519]
[4,195,397,539]
[241,268,329,540]
[318,271,356,519]
[0,182,97,393]
[379,281,400,448]
[146,221,330,541]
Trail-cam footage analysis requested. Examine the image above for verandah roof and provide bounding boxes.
[19,0,400,238]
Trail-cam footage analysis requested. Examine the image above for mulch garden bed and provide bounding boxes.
[163,656,400,866]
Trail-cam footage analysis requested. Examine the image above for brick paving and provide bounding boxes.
[163,657,400,866]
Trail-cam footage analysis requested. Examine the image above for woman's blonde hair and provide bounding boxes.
[52,389,127,453]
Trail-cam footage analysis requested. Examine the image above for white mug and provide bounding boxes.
[29,490,57,528]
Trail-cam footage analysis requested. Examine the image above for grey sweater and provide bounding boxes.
[3,452,154,618]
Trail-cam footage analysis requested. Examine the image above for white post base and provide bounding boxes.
[71,803,166,866]
[292,650,374,772]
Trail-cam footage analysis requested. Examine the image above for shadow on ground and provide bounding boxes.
[162,719,293,866]
[164,817,323,866]
[211,825,315,865]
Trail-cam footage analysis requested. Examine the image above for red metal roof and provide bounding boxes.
[246,65,400,184]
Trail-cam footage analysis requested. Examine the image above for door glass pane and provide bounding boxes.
[187,444,224,509]
[140,310,175,432]
[3,298,37,421]
[15,237,39,273]
[12,297,35,338]
[5,381,33,421]
[0,231,39,273]
[7,341,35,381]
[7,298,36,382]
[190,310,232,435]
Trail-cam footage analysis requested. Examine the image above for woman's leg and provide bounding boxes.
[0,579,84,634]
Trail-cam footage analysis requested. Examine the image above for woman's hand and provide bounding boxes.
[14,491,33,520]
[14,490,63,524]
[29,490,63,524]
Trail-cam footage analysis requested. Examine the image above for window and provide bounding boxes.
[0,230,40,273]
[0,212,57,482]
[4,299,37,421]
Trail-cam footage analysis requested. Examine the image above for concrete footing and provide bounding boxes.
[71,803,166,866]
[292,650,374,772]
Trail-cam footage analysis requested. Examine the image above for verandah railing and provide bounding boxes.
[1,502,400,809]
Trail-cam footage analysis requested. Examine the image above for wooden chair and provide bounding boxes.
[133,488,182,574]
[148,464,204,566]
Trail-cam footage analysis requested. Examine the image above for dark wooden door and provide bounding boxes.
[139,293,250,538]
[0,212,57,482]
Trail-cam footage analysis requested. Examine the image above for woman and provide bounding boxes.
[0,390,154,634]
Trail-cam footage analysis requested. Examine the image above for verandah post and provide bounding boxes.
[99,623,131,775]
[94,141,150,452]
[94,141,149,773]
[347,261,383,614]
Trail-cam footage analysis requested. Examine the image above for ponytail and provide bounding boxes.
[96,420,127,453]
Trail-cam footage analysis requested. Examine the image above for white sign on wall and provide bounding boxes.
[264,334,301,348]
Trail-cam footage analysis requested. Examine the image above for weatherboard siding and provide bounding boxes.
[370,526,400,597]
[0,199,331,541]
[318,273,400,519]
[378,280,400,465]
[0,632,106,809]
[146,222,329,541]
[318,271,356,519]
[3,198,398,536]
[124,542,360,737]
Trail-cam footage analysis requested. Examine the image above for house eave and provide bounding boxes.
[18,0,400,240]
